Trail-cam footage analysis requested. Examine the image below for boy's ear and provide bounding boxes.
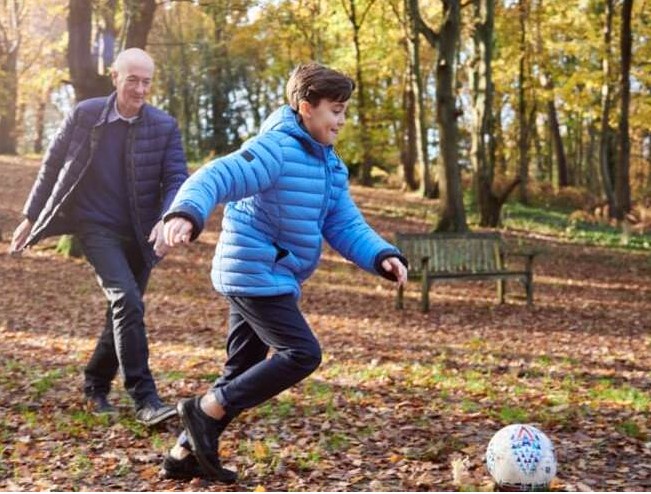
[298,100,313,119]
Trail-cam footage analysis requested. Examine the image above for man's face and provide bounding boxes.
[300,99,349,146]
[112,60,153,118]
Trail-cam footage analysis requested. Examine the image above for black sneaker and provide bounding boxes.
[135,399,177,426]
[177,397,235,482]
[86,394,118,416]
[161,453,237,483]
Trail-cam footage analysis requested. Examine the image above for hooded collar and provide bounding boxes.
[259,105,332,157]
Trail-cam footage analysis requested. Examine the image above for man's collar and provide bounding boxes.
[108,101,140,124]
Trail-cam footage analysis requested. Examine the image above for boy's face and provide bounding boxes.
[299,99,349,146]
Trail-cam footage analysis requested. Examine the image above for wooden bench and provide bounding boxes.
[395,232,538,312]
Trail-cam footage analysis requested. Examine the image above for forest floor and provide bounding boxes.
[0,156,649,492]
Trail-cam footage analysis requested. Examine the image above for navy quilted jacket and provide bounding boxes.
[22,92,188,267]
[164,105,403,298]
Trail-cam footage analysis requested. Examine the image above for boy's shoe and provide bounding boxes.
[161,453,237,483]
[177,397,234,481]
[86,394,118,416]
[135,398,177,426]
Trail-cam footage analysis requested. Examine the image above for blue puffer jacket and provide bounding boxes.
[165,105,404,298]
[22,92,188,267]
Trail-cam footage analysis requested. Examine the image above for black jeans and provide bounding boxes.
[78,224,158,406]
[212,294,322,415]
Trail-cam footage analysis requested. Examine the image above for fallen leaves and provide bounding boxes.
[0,159,650,491]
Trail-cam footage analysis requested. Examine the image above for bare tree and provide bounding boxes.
[341,0,377,185]
[599,0,616,212]
[614,0,633,220]
[0,0,24,154]
[420,0,467,231]
[68,0,156,103]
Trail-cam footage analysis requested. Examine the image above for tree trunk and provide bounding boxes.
[470,0,503,226]
[68,0,113,101]
[124,0,157,49]
[0,46,18,154]
[517,0,529,204]
[406,0,434,197]
[433,0,466,232]
[547,95,569,188]
[599,0,616,212]
[614,0,633,220]
[33,96,47,154]
[210,7,231,155]
[401,72,419,190]
[342,0,376,186]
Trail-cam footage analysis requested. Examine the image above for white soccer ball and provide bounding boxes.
[486,424,557,490]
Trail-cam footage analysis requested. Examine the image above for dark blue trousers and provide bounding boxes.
[78,224,158,406]
[212,294,322,415]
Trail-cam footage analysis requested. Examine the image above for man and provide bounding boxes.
[10,48,188,426]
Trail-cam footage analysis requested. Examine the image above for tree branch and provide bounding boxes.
[417,7,438,47]
[359,0,379,26]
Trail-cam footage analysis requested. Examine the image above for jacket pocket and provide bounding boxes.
[272,243,301,272]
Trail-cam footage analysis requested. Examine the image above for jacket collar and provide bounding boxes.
[94,91,149,128]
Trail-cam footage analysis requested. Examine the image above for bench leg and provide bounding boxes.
[525,272,534,305]
[396,284,404,309]
[421,273,429,313]
[497,279,505,304]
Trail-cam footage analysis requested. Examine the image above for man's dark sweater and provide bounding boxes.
[73,119,132,235]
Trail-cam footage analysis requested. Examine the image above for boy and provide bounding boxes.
[160,63,408,482]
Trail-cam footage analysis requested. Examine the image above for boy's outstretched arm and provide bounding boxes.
[162,135,284,242]
[323,185,408,282]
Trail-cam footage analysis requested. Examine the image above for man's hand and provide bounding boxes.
[9,218,33,255]
[148,220,170,257]
[163,217,194,248]
[382,256,408,287]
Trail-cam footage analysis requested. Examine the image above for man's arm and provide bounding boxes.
[9,107,78,253]
[23,108,78,222]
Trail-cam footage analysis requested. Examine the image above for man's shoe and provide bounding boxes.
[135,399,177,426]
[177,397,232,480]
[161,453,237,483]
[87,394,118,416]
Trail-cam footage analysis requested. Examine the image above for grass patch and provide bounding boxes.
[30,369,64,398]
[589,379,650,412]
[496,406,529,423]
[616,420,646,440]
[256,398,296,420]
[321,432,350,452]
[501,202,651,250]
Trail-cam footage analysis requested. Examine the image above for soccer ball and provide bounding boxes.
[486,424,557,491]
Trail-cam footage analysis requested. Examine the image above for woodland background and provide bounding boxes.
[0,0,650,492]
[0,0,650,230]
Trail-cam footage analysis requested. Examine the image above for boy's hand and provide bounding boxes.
[163,217,194,248]
[382,256,408,287]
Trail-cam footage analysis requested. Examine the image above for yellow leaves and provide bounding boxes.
[388,453,402,463]
[253,440,270,461]
[253,485,266,492]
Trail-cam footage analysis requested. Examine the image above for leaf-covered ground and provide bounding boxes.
[0,156,649,491]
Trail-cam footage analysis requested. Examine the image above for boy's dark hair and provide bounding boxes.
[286,63,355,111]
